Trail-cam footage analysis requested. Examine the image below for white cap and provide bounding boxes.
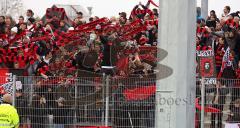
[11,27,18,33]
[96,24,101,30]
[68,27,74,31]
[90,33,97,40]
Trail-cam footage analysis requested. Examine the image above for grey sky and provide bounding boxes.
[22,0,239,18]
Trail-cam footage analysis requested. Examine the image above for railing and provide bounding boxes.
[1,75,240,128]
[0,75,156,128]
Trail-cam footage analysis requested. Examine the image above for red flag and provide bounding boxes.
[123,85,156,101]
[148,0,159,7]
[195,98,220,113]
[116,57,129,71]
[218,47,231,78]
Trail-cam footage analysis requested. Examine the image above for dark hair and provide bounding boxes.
[89,17,94,22]
[153,8,158,16]
[225,6,231,12]
[77,11,83,15]
[119,12,127,18]
[19,16,24,20]
[153,8,158,13]
[210,10,215,14]
[0,16,5,20]
[27,9,34,16]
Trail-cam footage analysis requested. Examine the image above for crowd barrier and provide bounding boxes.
[0,75,155,128]
[1,75,240,128]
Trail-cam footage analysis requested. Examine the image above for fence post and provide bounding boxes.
[101,73,106,125]
[74,78,78,128]
[105,75,110,126]
[29,76,34,105]
[49,115,54,128]
[12,75,16,107]
[201,77,205,128]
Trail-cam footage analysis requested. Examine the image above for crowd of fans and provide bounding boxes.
[1,1,240,127]
[0,1,158,128]
[197,6,240,79]
[196,5,240,128]
[0,1,158,80]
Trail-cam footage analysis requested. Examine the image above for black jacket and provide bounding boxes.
[52,102,69,124]
[229,103,240,123]
[0,22,6,34]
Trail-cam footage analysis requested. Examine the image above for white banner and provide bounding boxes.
[196,50,214,57]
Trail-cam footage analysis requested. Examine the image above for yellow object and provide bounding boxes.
[0,104,19,128]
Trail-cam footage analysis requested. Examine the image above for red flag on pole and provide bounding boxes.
[148,0,159,7]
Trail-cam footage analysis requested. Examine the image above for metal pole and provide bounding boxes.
[101,73,106,125]
[49,115,54,128]
[74,78,78,128]
[201,78,205,128]
[128,112,134,128]
[12,75,16,107]
[29,82,33,106]
[201,0,209,19]
[105,75,110,126]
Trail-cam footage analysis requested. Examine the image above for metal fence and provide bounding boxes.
[196,78,240,128]
[0,75,156,128]
[1,75,240,128]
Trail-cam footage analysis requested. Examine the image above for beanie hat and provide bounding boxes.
[11,27,18,33]
[68,27,74,31]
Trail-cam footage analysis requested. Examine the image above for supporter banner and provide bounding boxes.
[196,50,216,79]
[0,69,25,84]
[196,50,214,57]
[198,57,216,78]
[0,81,23,103]
[201,78,217,85]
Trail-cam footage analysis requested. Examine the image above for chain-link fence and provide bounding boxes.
[0,75,156,128]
